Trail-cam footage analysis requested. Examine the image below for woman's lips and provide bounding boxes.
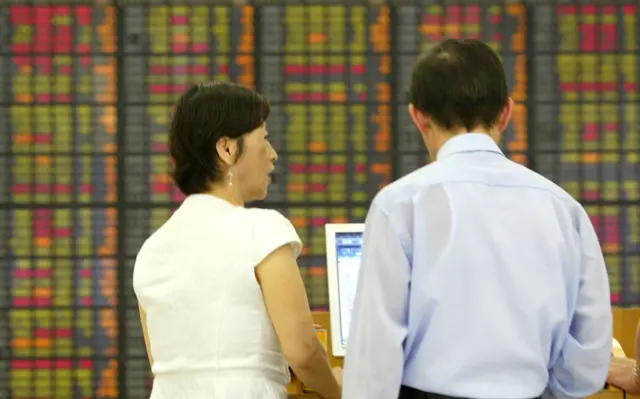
[268,167,275,183]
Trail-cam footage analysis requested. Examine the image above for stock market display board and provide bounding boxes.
[0,1,639,399]
[532,3,640,304]
[0,4,119,399]
[257,3,392,305]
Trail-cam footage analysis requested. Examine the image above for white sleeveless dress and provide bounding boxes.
[133,194,302,398]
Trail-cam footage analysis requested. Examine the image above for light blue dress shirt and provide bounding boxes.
[342,133,612,399]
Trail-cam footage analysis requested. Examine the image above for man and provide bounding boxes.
[342,38,612,399]
[607,321,640,394]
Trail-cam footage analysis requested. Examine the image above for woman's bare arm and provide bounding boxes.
[255,244,341,399]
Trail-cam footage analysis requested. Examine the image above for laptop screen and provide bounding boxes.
[334,231,363,346]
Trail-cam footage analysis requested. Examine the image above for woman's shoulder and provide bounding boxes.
[246,207,289,224]
[246,208,302,259]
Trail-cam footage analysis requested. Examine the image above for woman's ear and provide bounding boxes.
[216,137,237,166]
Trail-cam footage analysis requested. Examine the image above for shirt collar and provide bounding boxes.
[436,133,504,160]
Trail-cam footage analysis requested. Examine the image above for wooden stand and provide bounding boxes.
[287,308,639,398]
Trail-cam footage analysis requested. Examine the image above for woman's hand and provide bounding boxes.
[607,357,640,394]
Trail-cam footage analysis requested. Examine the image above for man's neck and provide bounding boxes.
[432,129,500,160]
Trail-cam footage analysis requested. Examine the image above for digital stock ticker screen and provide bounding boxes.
[532,3,640,305]
[0,4,119,399]
[0,1,638,399]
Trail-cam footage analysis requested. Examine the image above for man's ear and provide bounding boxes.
[496,97,514,133]
[408,104,431,136]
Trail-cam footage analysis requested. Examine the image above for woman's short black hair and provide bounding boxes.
[169,81,271,195]
[409,38,508,132]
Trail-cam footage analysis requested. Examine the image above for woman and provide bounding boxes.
[607,320,640,394]
[133,81,342,399]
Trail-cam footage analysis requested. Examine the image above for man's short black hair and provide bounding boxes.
[169,81,270,195]
[409,38,508,132]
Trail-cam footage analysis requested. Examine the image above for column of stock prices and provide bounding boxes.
[257,3,392,307]
[533,3,640,304]
[120,4,254,397]
[0,4,119,399]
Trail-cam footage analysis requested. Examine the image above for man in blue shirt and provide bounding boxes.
[342,38,612,399]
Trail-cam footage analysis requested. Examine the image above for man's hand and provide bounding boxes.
[607,357,640,394]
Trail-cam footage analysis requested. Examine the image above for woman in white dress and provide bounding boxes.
[133,81,342,399]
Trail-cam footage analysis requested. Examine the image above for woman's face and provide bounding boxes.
[233,123,277,202]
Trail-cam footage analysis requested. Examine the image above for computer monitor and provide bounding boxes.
[325,223,365,357]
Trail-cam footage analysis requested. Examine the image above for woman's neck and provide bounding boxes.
[206,185,244,207]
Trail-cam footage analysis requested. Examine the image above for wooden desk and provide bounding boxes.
[592,388,624,399]
[288,308,639,398]
[612,307,639,360]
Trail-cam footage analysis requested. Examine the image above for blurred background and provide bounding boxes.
[0,0,638,397]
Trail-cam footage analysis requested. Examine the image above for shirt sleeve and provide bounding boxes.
[342,199,411,399]
[251,209,302,266]
[548,205,612,398]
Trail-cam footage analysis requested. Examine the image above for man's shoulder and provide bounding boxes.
[374,162,445,210]
[507,160,579,204]
[375,159,580,212]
